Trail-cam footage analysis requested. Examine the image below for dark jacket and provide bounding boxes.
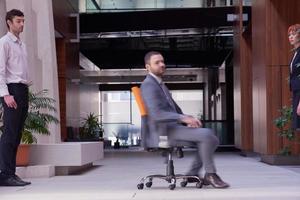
[290,48,300,91]
[140,74,183,148]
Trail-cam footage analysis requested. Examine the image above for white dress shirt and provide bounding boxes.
[290,51,298,73]
[149,72,162,84]
[0,32,30,96]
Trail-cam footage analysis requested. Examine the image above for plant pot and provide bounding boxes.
[16,144,30,166]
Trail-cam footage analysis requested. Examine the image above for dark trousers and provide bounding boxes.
[292,90,300,130]
[0,83,28,176]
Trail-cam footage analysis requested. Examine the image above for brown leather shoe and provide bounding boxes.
[204,173,230,188]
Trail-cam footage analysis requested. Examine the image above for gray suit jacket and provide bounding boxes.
[140,74,183,148]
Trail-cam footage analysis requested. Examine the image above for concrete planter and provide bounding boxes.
[261,154,300,165]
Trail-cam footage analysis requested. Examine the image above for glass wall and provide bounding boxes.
[102,91,131,123]
[101,91,141,147]
[171,90,203,119]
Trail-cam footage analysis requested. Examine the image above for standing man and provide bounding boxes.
[140,51,229,188]
[0,9,31,186]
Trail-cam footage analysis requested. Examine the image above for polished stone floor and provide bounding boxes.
[0,151,300,200]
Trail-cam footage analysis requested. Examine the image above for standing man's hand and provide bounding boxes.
[180,115,202,128]
[4,95,17,109]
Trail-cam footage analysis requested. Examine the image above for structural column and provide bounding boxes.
[52,0,80,141]
[233,0,253,154]
[0,0,6,36]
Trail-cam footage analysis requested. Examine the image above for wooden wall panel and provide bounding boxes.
[252,0,268,153]
[267,66,282,154]
[233,44,241,148]
[56,39,67,140]
[233,0,253,152]
[53,0,80,141]
[58,77,67,140]
[52,0,78,39]
[66,43,80,79]
[240,29,253,151]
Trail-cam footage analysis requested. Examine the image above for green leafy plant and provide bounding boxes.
[274,105,294,155]
[80,113,103,140]
[0,89,59,144]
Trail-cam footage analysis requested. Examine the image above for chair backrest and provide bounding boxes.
[132,86,150,148]
[131,86,148,117]
[132,86,167,149]
[131,86,188,152]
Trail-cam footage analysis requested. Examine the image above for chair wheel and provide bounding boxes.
[169,184,176,190]
[145,182,152,188]
[137,183,144,190]
[180,181,187,187]
[196,182,203,188]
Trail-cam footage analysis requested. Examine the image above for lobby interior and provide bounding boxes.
[0,0,300,199]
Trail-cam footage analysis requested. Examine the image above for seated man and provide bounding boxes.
[140,51,229,189]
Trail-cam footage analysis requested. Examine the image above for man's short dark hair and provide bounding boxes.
[144,51,162,65]
[6,9,24,29]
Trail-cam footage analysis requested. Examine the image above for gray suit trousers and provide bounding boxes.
[168,125,219,174]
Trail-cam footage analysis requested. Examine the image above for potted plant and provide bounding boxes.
[274,105,294,155]
[0,89,59,166]
[268,105,300,165]
[79,112,104,141]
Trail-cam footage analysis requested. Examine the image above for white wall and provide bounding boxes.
[5,0,61,143]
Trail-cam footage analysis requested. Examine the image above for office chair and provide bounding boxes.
[131,86,203,190]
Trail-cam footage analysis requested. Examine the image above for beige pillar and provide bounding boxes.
[0,0,6,36]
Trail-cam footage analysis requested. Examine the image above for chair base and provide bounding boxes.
[137,148,203,190]
[137,174,203,190]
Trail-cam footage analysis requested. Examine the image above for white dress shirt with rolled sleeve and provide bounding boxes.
[0,32,30,97]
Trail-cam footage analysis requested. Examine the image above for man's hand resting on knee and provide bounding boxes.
[180,115,202,128]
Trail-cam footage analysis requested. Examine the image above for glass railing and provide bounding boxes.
[82,0,251,13]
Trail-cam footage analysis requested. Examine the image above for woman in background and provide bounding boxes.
[288,24,300,130]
